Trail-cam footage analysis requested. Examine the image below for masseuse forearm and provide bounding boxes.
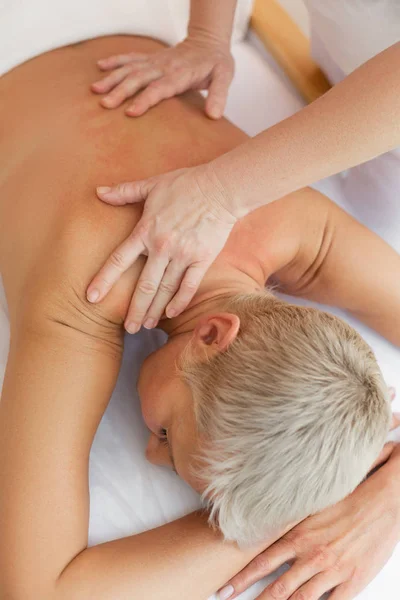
[210,42,400,218]
[188,0,237,43]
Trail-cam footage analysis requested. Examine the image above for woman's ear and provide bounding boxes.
[193,312,240,355]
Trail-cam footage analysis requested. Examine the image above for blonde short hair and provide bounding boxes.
[181,292,391,546]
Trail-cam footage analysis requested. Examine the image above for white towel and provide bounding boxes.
[0,0,253,76]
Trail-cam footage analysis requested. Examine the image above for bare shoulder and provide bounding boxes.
[233,186,334,283]
[271,186,400,326]
[9,196,143,347]
[272,187,334,287]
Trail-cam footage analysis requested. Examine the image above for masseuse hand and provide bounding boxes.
[218,392,400,600]
[87,165,236,333]
[91,35,234,119]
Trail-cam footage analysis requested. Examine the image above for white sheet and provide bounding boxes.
[0,0,253,77]
[1,32,399,600]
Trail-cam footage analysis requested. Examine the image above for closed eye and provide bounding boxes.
[159,428,177,473]
[159,428,169,446]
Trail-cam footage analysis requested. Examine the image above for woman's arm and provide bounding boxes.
[252,187,400,346]
[187,0,237,44]
[293,199,400,346]
[0,294,261,600]
[211,41,400,217]
[89,42,400,325]
[57,511,258,600]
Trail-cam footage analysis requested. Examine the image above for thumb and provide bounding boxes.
[96,178,156,205]
[205,65,232,120]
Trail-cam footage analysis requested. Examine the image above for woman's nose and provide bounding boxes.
[145,432,171,467]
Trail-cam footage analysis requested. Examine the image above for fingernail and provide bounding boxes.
[143,318,156,329]
[218,585,234,600]
[166,308,176,319]
[87,288,100,303]
[97,186,112,195]
[209,107,222,119]
[126,321,140,334]
[101,96,114,108]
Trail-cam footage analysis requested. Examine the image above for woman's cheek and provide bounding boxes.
[140,390,161,433]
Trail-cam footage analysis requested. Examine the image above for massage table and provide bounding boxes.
[0,1,399,598]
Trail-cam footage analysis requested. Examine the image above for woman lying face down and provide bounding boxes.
[1,35,399,599]
[138,286,391,546]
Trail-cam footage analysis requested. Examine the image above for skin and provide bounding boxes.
[87,1,400,328]
[0,34,400,600]
[86,0,238,323]
[223,444,400,600]
[92,0,237,119]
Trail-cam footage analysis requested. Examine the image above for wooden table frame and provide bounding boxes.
[250,0,332,102]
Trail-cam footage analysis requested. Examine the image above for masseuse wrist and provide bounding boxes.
[204,157,254,221]
[187,27,231,49]
[187,0,236,46]
[198,162,243,224]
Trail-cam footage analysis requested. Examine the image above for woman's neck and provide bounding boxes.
[160,260,263,337]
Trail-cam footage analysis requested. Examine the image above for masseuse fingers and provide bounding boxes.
[125,255,170,334]
[218,542,296,599]
[166,261,211,318]
[255,558,326,600]
[91,64,145,94]
[96,178,156,205]
[205,64,233,120]
[125,72,192,117]
[97,52,150,70]
[87,234,145,304]
[328,581,357,600]
[100,68,162,109]
[259,572,338,600]
[143,261,187,328]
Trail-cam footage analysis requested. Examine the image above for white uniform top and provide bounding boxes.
[0,0,252,77]
[304,0,400,83]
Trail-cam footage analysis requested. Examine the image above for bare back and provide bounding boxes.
[0,35,249,329]
[2,34,396,346]
[2,32,400,600]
